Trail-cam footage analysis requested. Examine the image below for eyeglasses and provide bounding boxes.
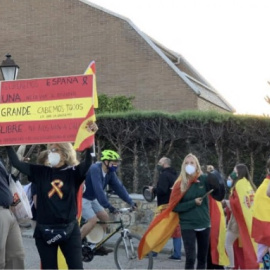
[49,148,60,153]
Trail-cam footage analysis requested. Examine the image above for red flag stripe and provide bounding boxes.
[230,190,259,269]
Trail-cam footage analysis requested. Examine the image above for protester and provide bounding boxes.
[225,163,258,269]
[206,165,228,270]
[224,171,240,270]
[0,159,25,269]
[252,158,270,266]
[81,149,136,256]
[30,150,49,229]
[138,153,225,270]
[148,157,182,260]
[172,154,225,269]
[5,122,98,270]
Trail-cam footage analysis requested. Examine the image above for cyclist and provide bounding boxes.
[81,149,136,256]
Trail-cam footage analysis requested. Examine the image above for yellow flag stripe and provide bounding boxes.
[0,97,93,122]
[253,179,270,221]
[73,113,96,150]
[217,202,229,265]
[234,179,258,261]
[84,64,98,108]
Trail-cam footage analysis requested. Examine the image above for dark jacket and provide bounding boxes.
[83,162,133,211]
[155,167,178,206]
[0,160,13,208]
[173,174,210,230]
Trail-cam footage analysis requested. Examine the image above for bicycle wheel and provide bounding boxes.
[114,233,153,269]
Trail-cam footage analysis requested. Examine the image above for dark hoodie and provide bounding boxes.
[0,160,13,208]
[155,167,178,206]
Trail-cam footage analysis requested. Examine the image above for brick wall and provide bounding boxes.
[0,0,224,113]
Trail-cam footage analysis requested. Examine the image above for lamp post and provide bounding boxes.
[0,54,19,81]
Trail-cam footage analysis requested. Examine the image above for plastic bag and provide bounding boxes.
[23,182,33,207]
[9,174,33,220]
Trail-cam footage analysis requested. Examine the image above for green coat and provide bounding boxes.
[173,174,211,230]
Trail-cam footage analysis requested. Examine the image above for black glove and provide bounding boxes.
[131,202,137,211]
[109,205,119,214]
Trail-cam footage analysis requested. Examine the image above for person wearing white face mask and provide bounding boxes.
[5,122,98,270]
[224,165,258,270]
[172,153,225,270]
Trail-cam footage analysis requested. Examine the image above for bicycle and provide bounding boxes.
[81,207,153,269]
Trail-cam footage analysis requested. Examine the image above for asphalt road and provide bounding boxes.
[23,235,185,269]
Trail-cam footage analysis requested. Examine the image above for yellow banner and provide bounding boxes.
[0,97,93,122]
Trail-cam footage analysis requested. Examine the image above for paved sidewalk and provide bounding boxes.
[21,226,185,256]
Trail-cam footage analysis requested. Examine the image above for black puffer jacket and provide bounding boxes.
[155,167,178,206]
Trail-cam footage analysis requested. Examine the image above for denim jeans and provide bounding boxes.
[172,237,182,259]
[181,228,210,269]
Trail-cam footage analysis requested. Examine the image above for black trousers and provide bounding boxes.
[207,243,224,269]
[181,228,210,270]
[35,222,83,269]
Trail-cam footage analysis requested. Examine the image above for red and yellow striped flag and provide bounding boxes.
[138,173,200,260]
[209,196,229,266]
[138,180,181,259]
[252,177,270,246]
[230,177,259,269]
[84,61,98,108]
[73,105,96,151]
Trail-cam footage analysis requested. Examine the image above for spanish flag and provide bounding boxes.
[73,105,96,151]
[209,196,229,266]
[230,177,259,269]
[252,177,270,246]
[84,61,98,108]
[138,174,200,259]
[138,180,181,259]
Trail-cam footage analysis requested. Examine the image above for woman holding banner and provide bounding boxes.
[5,122,98,270]
[225,164,258,269]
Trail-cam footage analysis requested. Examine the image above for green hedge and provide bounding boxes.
[95,110,270,192]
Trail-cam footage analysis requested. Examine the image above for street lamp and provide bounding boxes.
[0,54,19,81]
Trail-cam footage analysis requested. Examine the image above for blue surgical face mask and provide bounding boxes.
[109,165,118,173]
[227,179,233,187]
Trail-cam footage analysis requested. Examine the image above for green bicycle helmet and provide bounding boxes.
[101,150,121,161]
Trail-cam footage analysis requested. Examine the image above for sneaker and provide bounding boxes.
[95,246,113,256]
[146,252,158,258]
[168,255,181,261]
[82,237,88,246]
[152,252,158,257]
[82,246,94,262]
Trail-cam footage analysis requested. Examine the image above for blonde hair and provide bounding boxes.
[37,150,49,165]
[48,143,79,166]
[178,153,202,192]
